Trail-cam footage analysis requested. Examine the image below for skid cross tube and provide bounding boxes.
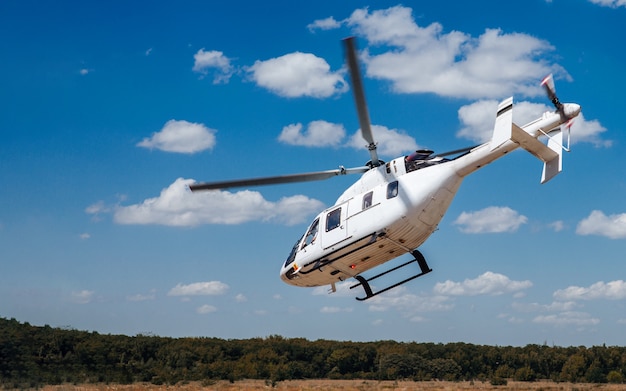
[349,250,432,301]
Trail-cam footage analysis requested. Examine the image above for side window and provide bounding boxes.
[326,208,341,232]
[387,181,399,199]
[362,191,373,210]
[302,218,319,248]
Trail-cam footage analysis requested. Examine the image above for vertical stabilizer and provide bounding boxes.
[541,129,563,184]
[490,97,513,151]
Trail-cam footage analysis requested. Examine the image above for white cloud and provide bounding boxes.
[548,220,565,232]
[313,281,453,316]
[278,121,419,156]
[576,210,626,239]
[320,306,353,313]
[197,304,218,314]
[453,206,527,234]
[168,281,229,296]
[85,200,108,215]
[307,16,341,32]
[511,301,578,313]
[347,124,419,157]
[312,280,355,297]
[588,0,626,8]
[409,316,428,323]
[506,316,525,324]
[554,280,626,301]
[533,311,600,326]
[569,113,611,147]
[366,287,455,313]
[127,290,157,302]
[247,52,348,98]
[137,120,216,154]
[192,49,234,84]
[456,100,500,143]
[235,293,247,303]
[79,233,91,240]
[278,120,346,147]
[343,6,558,99]
[433,271,532,296]
[71,290,94,304]
[113,178,324,227]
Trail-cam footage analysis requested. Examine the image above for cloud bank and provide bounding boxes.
[112,178,324,227]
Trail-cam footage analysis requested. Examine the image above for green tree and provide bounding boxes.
[607,370,623,384]
[560,353,586,382]
[514,366,536,381]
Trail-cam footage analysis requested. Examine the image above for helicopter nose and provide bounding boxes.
[564,103,581,119]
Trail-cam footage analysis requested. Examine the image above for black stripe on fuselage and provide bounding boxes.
[298,232,381,275]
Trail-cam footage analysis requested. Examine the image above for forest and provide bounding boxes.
[1,317,625,388]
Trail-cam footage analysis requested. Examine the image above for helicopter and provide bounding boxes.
[190,37,581,301]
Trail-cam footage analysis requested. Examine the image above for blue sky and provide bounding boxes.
[1,0,625,346]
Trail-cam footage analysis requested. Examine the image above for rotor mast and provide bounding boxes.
[344,37,380,167]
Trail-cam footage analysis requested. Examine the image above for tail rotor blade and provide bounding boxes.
[541,74,566,121]
[344,37,380,166]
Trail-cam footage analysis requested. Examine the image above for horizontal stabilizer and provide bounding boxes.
[510,123,562,184]
[511,124,558,162]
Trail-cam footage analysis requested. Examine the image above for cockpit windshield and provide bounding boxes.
[284,235,302,268]
[302,218,319,249]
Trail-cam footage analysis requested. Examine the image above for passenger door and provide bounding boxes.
[321,202,349,249]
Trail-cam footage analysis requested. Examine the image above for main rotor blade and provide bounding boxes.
[344,37,380,166]
[189,166,370,191]
[435,144,480,158]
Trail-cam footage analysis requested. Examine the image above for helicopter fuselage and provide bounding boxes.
[280,154,461,288]
[279,102,581,290]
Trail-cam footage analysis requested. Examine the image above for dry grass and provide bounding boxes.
[37,380,625,391]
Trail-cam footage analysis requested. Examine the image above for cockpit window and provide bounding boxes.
[387,180,399,199]
[284,235,302,267]
[302,218,319,249]
[326,208,341,232]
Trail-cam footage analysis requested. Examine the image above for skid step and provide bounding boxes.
[349,250,432,301]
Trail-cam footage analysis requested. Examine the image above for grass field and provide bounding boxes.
[38,380,625,391]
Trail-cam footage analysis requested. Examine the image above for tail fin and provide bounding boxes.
[541,129,563,184]
[490,97,563,184]
[490,97,513,151]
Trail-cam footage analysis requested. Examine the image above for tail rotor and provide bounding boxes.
[541,74,574,150]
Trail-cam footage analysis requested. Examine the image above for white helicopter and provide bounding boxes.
[190,37,581,301]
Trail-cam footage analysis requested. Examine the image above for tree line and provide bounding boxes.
[1,317,624,388]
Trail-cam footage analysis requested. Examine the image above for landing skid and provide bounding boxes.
[349,250,432,301]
